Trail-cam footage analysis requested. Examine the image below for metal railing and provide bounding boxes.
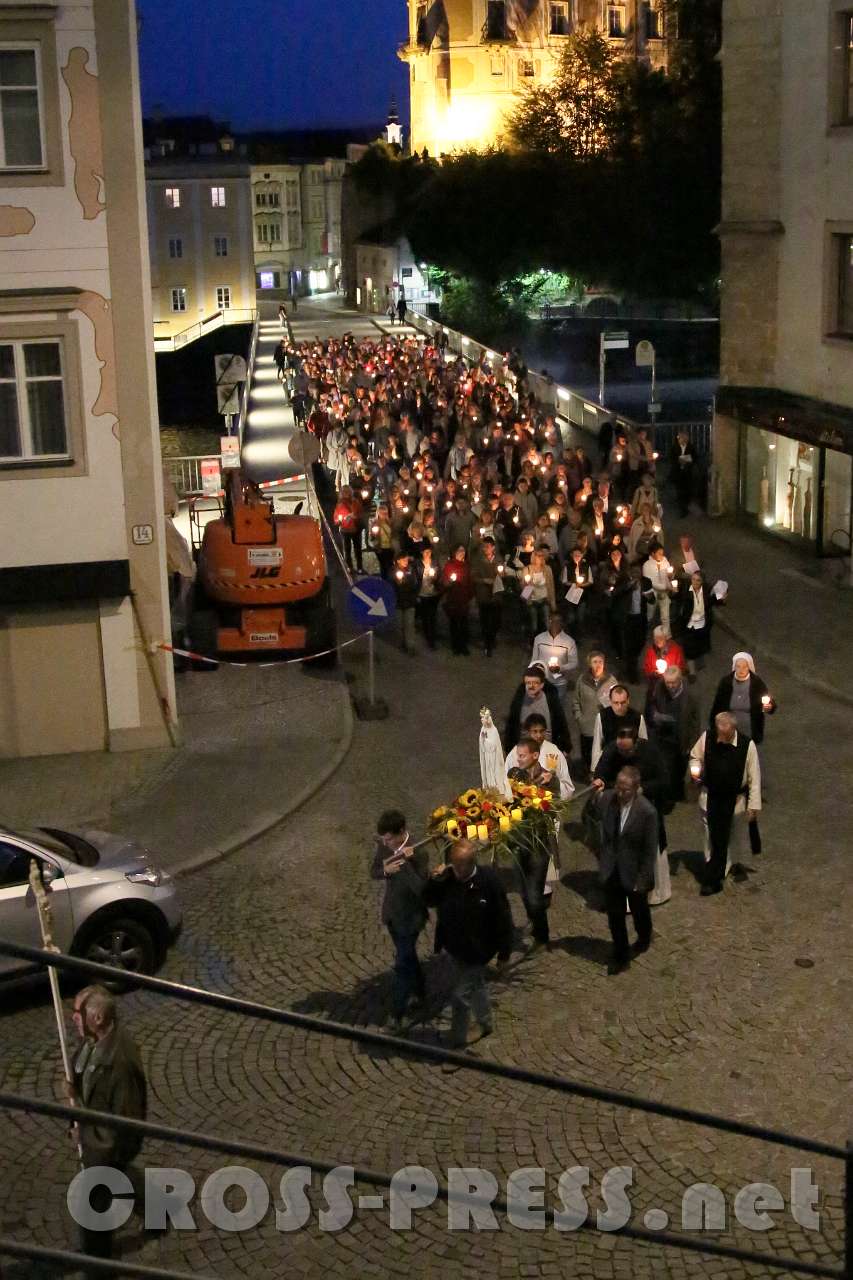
[163,454,220,499]
[0,939,849,1280]
[236,309,261,448]
[153,308,258,354]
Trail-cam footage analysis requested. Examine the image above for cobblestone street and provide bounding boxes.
[1,595,851,1278]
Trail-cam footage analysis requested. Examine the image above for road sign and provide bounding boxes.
[217,385,241,415]
[346,576,396,630]
[215,354,247,414]
[221,436,240,469]
[648,402,662,415]
[200,458,222,496]
[636,340,655,367]
[602,330,630,351]
[288,432,321,467]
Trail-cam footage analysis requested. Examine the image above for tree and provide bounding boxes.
[507,29,620,157]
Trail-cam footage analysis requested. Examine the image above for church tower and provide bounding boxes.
[398,0,669,156]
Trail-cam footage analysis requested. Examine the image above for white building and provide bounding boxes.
[252,155,346,299]
[0,0,177,756]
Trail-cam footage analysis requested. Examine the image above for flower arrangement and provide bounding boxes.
[428,780,565,863]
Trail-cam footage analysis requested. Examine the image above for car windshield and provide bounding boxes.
[18,828,99,868]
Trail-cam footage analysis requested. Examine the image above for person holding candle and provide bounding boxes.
[392,552,420,654]
[628,504,663,565]
[646,666,701,808]
[642,544,678,632]
[523,549,557,643]
[709,653,777,748]
[505,713,575,801]
[689,712,762,896]
[422,839,513,1052]
[416,545,441,650]
[609,563,647,683]
[371,809,430,1031]
[674,569,720,678]
[529,611,579,705]
[630,473,662,522]
[670,430,696,517]
[333,485,365,576]
[440,545,474,655]
[642,626,687,695]
[513,476,539,530]
[592,766,659,974]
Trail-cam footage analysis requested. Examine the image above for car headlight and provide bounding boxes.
[126,867,162,887]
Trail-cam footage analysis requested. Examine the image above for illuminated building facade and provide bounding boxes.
[399,0,669,155]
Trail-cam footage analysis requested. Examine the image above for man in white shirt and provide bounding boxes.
[529,612,578,705]
[689,712,761,896]
[505,713,574,800]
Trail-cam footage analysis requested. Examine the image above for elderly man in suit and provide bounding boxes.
[593,766,659,974]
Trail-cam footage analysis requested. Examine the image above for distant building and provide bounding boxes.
[399,0,670,155]
[713,0,853,557]
[354,233,435,314]
[144,128,256,341]
[0,0,177,756]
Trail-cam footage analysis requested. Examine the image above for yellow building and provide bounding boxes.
[399,0,668,155]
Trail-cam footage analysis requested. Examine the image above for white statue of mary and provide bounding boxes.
[479,707,512,799]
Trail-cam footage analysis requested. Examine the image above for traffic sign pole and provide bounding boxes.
[368,631,376,707]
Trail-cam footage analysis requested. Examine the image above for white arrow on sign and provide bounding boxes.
[351,585,388,618]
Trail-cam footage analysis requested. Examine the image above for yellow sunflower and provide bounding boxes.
[430,805,450,822]
[459,789,479,808]
[465,804,482,819]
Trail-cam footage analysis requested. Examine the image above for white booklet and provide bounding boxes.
[566,585,584,605]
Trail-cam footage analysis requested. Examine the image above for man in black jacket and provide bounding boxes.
[593,723,668,851]
[371,810,429,1030]
[423,839,513,1050]
[504,664,572,755]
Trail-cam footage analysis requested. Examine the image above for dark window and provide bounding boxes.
[0,842,32,887]
[845,13,853,123]
[836,234,853,334]
[486,1,508,40]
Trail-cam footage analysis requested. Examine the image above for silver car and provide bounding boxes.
[0,825,182,978]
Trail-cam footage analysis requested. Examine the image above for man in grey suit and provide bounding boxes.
[594,766,659,975]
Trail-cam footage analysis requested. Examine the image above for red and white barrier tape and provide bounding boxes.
[155,631,367,669]
[259,474,306,490]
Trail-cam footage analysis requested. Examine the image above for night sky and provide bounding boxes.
[138,0,410,131]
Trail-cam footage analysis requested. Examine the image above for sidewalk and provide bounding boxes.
[0,661,353,876]
[666,508,853,705]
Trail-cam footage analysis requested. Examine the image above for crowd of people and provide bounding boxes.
[273,327,777,1011]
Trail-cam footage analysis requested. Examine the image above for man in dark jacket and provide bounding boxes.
[506,737,558,948]
[70,986,147,1270]
[423,839,513,1050]
[504,664,572,754]
[646,665,701,807]
[593,723,668,852]
[594,767,659,974]
[371,810,429,1030]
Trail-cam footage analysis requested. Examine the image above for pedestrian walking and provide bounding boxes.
[392,552,419,653]
[371,810,429,1030]
[645,665,701,808]
[504,663,572,756]
[709,652,777,748]
[507,736,559,947]
[689,711,762,896]
[278,302,287,329]
[592,767,658,974]
[69,986,147,1273]
[572,651,618,772]
[422,839,513,1053]
[440,545,474,655]
[590,684,648,771]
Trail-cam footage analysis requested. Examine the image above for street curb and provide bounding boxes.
[715,614,853,709]
[169,675,355,878]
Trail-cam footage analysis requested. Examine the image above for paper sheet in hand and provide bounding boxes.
[520,584,534,601]
[683,559,700,575]
[712,579,728,600]
[566,585,584,605]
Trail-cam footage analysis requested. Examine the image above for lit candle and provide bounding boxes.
[403,488,410,496]
[690,759,702,781]
[477,823,489,841]
[396,570,404,581]
[499,815,511,833]
[371,524,379,535]
[548,657,560,672]
[656,658,667,674]
[513,514,520,525]
[616,452,623,462]
[524,573,531,584]
[558,479,566,488]
[427,484,434,493]
[446,500,453,509]
[511,807,523,822]
[446,819,459,837]
[361,488,369,499]
[653,523,661,533]
[427,567,436,578]
[497,564,505,574]
[761,694,772,709]
[576,573,584,585]
[403,506,410,514]
[466,824,478,840]
[653,451,659,460]
[483,436,489,446]
[450,572,457,582]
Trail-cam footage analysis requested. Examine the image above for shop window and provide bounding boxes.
[822,447,853,554]
[741,428,817,542]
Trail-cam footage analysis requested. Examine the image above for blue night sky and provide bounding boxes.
[138,0,410,130]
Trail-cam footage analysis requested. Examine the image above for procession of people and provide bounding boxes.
[275,324,777,1016]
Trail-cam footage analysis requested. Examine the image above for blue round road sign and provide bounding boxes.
[346,575,396,630]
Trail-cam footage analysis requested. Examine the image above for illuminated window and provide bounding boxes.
[216,286,231,310]
[168,237,182,259]
[0,339,68,461]
[607,4,626,36]
[165,187,180,208]
[214,235,228,257]
[0,47,43,168]
[550,2,571,35]
[491,52,504,75]
[170,287,187,313]
[519,59,535,77]
[210,186,226,207]
[644,2,662,39]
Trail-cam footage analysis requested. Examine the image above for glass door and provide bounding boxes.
[820,447,853,556]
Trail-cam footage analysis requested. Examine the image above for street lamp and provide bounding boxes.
[419,261,431,297]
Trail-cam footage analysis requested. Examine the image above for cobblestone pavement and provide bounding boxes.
[1,298,850,1279]
[1,609,850,1280]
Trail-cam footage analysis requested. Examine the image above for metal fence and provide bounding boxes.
[0,939,849,1280]
[163,454,219,499]
[153,308,257,354]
